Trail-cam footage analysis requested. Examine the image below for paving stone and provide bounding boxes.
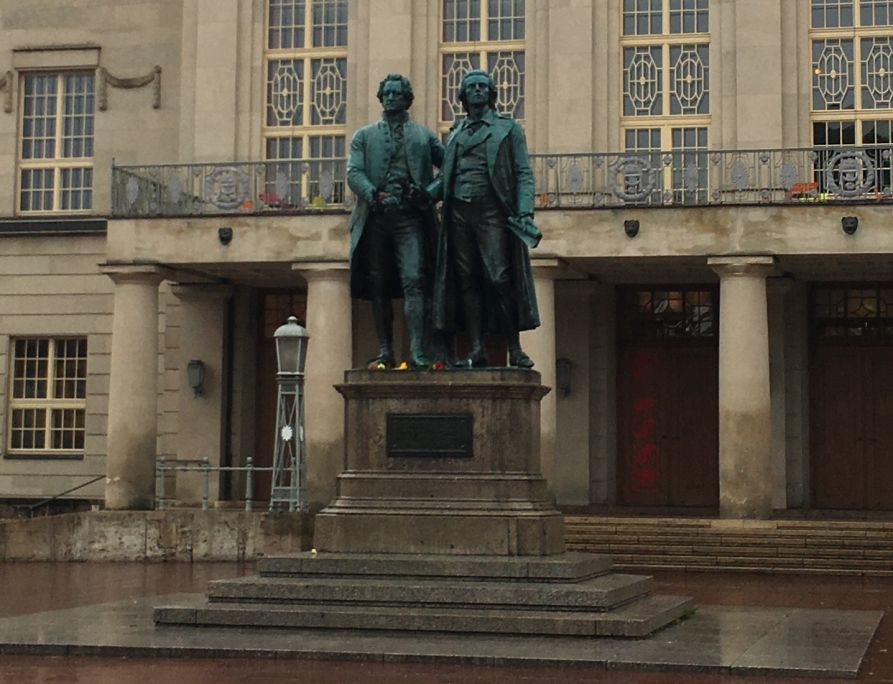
[0,595,880,677]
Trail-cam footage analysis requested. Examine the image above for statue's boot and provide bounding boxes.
[369,297,396,368]
[457,290,488,367]
[405,293,431,369]
[496,289,534,369]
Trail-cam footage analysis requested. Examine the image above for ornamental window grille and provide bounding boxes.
[620,0,709,157]
[439,0,525,131]
[812,39,855,110]
[7,338,87,454]
[18,73,94,214]
[623,44,709,117]
[619,287,716,341]
[813,286,893,338]
[264,0,346,206]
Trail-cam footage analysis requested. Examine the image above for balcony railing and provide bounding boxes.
[112,158,351,217]
[111,146,893,218]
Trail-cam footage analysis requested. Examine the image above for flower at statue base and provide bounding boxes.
[370,360,388,370]
[431,361,446,370]
[397,361,409,370]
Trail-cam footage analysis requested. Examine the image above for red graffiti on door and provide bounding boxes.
[629,351,659,493]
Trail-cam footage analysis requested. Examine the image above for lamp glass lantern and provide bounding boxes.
[274,316,310,375]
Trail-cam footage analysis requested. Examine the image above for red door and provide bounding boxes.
[616,287,719,508]
[618,344,718,507]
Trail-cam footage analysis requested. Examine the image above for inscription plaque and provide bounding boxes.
[386,413,473,458]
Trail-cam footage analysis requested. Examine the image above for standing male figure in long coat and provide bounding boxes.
[347,73,444,368]
[426,69,541,368]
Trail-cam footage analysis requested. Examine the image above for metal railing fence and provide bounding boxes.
[155,456,296,513]
[111,145,893,218]
[113,158,350,217]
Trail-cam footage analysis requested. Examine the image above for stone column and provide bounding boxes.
[709,256,776,519]
[294,263,352,511]
[101,264,165,510]
[171,283,234,504]
[523,258,561,494]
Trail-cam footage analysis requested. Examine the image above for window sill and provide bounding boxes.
[3,452,85,461]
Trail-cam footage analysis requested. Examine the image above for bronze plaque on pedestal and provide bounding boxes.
[386,413,473,458]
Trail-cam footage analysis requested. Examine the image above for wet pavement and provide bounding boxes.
[0,562,889,683]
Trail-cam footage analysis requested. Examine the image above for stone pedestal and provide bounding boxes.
[313,369,565,556]
[156,369,694,640]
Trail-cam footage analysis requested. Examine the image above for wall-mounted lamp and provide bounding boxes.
[841,216,859,235]
[624,219,640,238]
[187,359,205,397]
[556,357,573,397]
[218,226,233,245]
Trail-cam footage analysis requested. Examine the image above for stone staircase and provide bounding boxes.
[565,515,893,575]
[155,552,694,637]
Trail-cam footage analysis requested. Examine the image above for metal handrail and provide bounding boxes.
[155,456,276,512]
[16,474,105,517]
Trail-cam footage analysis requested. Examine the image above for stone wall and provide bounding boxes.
[0,510,312,561]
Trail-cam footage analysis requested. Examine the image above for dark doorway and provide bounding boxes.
[616,286,719,508]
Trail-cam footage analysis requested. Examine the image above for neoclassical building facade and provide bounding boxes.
[2,0,893,518]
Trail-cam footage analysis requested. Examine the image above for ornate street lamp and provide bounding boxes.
[270,316,310,511]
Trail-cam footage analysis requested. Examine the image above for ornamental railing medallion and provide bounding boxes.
[205,166,249,210]
[610,155,660,202]
[822,150,878,198]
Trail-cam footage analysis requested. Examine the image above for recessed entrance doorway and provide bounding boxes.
[810,285,893,510]
[616,286,719,508]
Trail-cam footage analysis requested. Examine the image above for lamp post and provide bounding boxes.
[270,316,310,512]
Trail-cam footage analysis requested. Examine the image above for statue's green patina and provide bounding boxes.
[427,69,541,368]
[347,73,444,369]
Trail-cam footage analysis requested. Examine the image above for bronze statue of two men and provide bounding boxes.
[347,70,541,370]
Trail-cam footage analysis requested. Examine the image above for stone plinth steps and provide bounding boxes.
[154,552,694,637]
